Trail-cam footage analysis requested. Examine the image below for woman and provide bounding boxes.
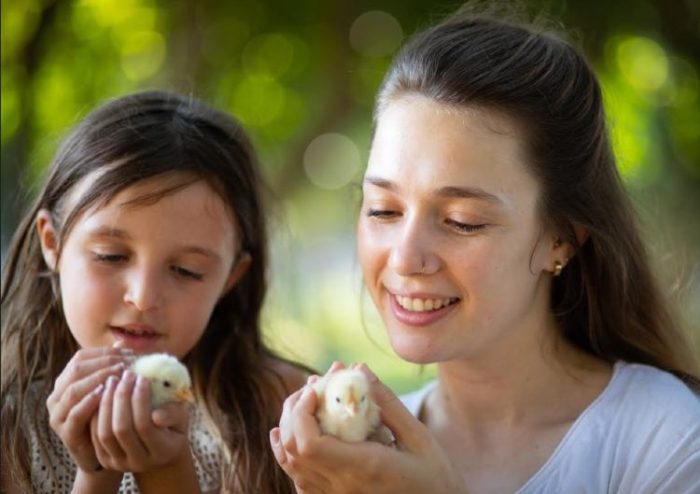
[270,7,700,494]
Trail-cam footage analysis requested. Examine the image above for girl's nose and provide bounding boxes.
[387,222,439,276]
[123,269,162,312]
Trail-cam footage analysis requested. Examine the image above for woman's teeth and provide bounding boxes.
[395,295,459,312]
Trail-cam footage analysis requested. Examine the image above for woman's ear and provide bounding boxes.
[36,209,60,271]
[222,252,252,295]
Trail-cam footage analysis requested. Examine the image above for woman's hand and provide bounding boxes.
[90,370,191,474]
[46,346,132,473]
[270,364,466,494]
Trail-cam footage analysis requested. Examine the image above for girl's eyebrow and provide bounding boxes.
[85,226,222,261]
[363,176,504,205]
[86,225,131,239]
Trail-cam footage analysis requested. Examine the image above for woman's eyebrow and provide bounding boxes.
[436,186,504,205]
[363,176,503,205]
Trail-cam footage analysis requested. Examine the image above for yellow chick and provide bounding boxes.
[130,353,195,408]
[313,368,381,442]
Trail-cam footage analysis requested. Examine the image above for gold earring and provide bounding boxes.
[553,261,564,277]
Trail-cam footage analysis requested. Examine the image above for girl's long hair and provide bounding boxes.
[376,6,699,382]
[1,91,299,492]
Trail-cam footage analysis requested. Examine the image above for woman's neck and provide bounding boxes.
[431,323,612,431]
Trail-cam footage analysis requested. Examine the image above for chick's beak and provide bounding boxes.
[345,396,359,416]
[174,387,195,403]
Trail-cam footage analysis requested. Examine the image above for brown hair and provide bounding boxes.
[1,91,300,492]
[376,6,699,382]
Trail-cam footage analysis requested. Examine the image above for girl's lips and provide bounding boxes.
[388,293,460,327]
[110,326,162,352]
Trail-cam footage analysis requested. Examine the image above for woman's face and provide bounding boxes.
[38,176,245,358]
[358,95,561,364]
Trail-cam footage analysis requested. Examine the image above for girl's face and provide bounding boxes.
[38,176,246,358]
[358,95,564,364]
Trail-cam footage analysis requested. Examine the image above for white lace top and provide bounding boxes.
[23,382,222,493]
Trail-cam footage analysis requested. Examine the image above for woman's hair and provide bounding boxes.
[376,6,699,381]
[1,91,297,492]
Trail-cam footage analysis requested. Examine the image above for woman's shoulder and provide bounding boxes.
[603,361,700,420]
[522,363,700,493]
[400,380,438,417]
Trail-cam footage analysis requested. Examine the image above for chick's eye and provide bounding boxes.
[361,396,366,402]
[163,380,171,388]
[335,397,341,403]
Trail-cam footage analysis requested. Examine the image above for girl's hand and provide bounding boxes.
[46,346,132,473]
[90,370,191,473]
[270,364,466,494]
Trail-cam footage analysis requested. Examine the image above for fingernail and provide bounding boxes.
[359,363,378,382]
[136,375,147,390]
[94,383,105,396]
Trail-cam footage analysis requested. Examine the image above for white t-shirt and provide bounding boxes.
[400,361,700,493]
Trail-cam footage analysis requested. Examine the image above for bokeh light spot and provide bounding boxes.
[120,30,166,80]
[242,33,294,78]
[349,11,403,58]
[303,133,361,190]
[616,36,669,93]
[232,75,287,126]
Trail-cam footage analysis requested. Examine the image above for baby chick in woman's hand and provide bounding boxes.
[130,353,195,408]
[313,368,390,443]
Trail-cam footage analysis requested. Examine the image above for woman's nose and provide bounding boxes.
[387,221,439,276]
[123,268,163,312]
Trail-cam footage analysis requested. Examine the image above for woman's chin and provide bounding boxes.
[389,334,443,365]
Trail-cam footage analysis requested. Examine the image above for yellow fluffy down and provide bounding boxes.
[130,353,194,408]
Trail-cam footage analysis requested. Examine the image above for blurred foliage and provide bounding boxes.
[2,0,699,392]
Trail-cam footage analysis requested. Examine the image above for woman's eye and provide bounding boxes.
[445,219,486,233]
[171,265,204,281]
[92,253,127,263]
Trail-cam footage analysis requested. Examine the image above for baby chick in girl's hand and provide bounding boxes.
[130,353,194,408]
[313,368,390,443]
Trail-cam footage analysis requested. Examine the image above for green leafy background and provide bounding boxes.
[3,0,699,393]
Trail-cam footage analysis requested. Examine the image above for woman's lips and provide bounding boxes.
[388,293,460,326]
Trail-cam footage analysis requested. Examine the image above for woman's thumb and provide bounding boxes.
[356,363,431,451]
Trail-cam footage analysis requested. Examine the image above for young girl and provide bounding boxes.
[271,6,700,494]
[1,91,308,493]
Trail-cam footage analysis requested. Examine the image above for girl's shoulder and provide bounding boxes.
[264,355,310,398]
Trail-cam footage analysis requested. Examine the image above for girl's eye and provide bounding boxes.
[92,253,127,263]
[367,209,399,218]
[445,219,486,233]
[171,265,204,281]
